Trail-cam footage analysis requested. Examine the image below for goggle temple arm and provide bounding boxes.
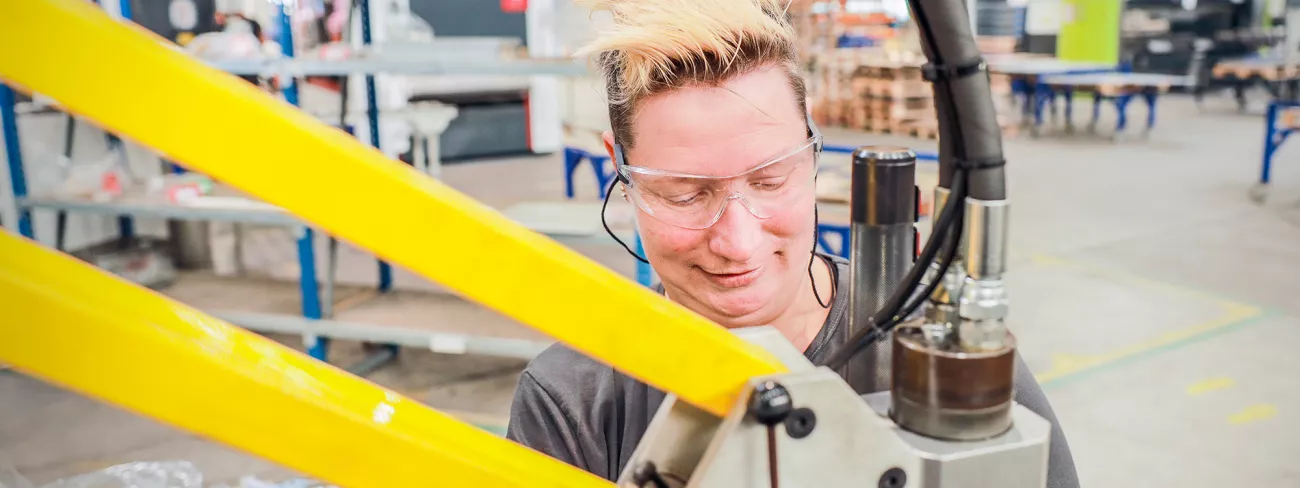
[612,143,631,185]
[807,111,824,153]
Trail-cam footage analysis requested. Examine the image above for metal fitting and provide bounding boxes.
[958,317,1010,351]
[963,198,1009,281]
[920,316,956,346]
[958,278,1009,320]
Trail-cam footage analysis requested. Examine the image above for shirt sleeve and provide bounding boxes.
[505,371,595,474]
[1013,355,1082,488]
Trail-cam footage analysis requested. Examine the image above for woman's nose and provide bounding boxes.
[707,197,763,263]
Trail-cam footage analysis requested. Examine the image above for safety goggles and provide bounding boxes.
[613,132,823,230]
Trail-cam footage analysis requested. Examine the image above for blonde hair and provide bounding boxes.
[578,0,807,149]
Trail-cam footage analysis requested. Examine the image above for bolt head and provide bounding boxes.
[749,381,794,426]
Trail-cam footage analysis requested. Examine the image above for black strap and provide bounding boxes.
[954,157,1006,170]
[921,58,988,83]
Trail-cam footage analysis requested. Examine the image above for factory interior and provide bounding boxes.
[2,0,1300,487]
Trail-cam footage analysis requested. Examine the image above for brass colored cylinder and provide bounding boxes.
[890,327,1016,441]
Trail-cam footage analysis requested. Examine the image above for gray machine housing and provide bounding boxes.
[616,328,1050,488]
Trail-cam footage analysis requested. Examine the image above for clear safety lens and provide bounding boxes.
[619,136,821,230]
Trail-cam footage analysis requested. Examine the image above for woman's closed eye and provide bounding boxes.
[664,190,707,206]
[749,176,788,191]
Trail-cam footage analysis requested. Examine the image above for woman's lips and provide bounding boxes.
[701,266,764,288]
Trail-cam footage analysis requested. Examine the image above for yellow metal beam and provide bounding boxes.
[0,0,785,418]
[0,232,611,488]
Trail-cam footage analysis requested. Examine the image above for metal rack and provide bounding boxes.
[1,0,595,371]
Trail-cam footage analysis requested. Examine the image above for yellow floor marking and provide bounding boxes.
[1187,377,1236,395]
[1030,254,1265,384]
[1229,404,1278,425]
[1035,304,1261,383]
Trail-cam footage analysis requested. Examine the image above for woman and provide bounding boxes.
[506,0,1079,486]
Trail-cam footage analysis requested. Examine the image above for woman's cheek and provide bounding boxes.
[764,201,816,241]
[641,218,704,256]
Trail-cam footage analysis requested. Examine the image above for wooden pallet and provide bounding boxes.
[905,122,940,140]
[1212,60,1300,81]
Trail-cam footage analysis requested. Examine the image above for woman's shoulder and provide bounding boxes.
[522,342,618,391]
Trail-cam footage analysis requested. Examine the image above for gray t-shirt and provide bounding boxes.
[507,254,1080,486]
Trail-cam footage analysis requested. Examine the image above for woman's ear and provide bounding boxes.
[602,130,618,165]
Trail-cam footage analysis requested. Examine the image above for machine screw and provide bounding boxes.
[748,381,794,426]
[783,407,817,439]
[878,467,908,488]
[631,461,669,488]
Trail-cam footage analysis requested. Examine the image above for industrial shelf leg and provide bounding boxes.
[1262,102,1280,187]
[1251,102,1296,203]
[0,85,32,238]
[105,133,137,238]
[297,228,327,360]
[1111,94,1133,142]
[1062,88,1075,133]
[1032,86,1051,135]
[1088,95,1102,134]
[271,1,331,362]
[355,0,398,373]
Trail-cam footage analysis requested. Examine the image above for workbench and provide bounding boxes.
[1206,55,1300,112]
[986,56,1117,135]
[1037,72,1195,140]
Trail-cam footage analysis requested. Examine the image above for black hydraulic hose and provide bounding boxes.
[907,0,1006,200]
[821,170,967,370]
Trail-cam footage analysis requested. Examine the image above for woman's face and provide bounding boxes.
[607,65,816,327]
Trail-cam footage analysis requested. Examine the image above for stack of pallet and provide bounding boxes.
[811,48,925,128]
[847,61,933,134]
[813,59,1017,139]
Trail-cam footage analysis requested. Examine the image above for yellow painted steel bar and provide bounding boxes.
[0,0,785,418]
[0,231,611,488]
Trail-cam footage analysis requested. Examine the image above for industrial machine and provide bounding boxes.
[614,0,1043,484]
[0,0,1043,487]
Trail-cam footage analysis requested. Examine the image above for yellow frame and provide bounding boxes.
[0,1,787,485]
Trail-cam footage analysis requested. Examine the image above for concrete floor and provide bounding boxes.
[5,95,1300,487]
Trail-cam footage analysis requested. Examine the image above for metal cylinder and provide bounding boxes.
[845,146,916,395]
[963,199,1010,280]
[932,187,950,233]
[890,327,1016,440]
